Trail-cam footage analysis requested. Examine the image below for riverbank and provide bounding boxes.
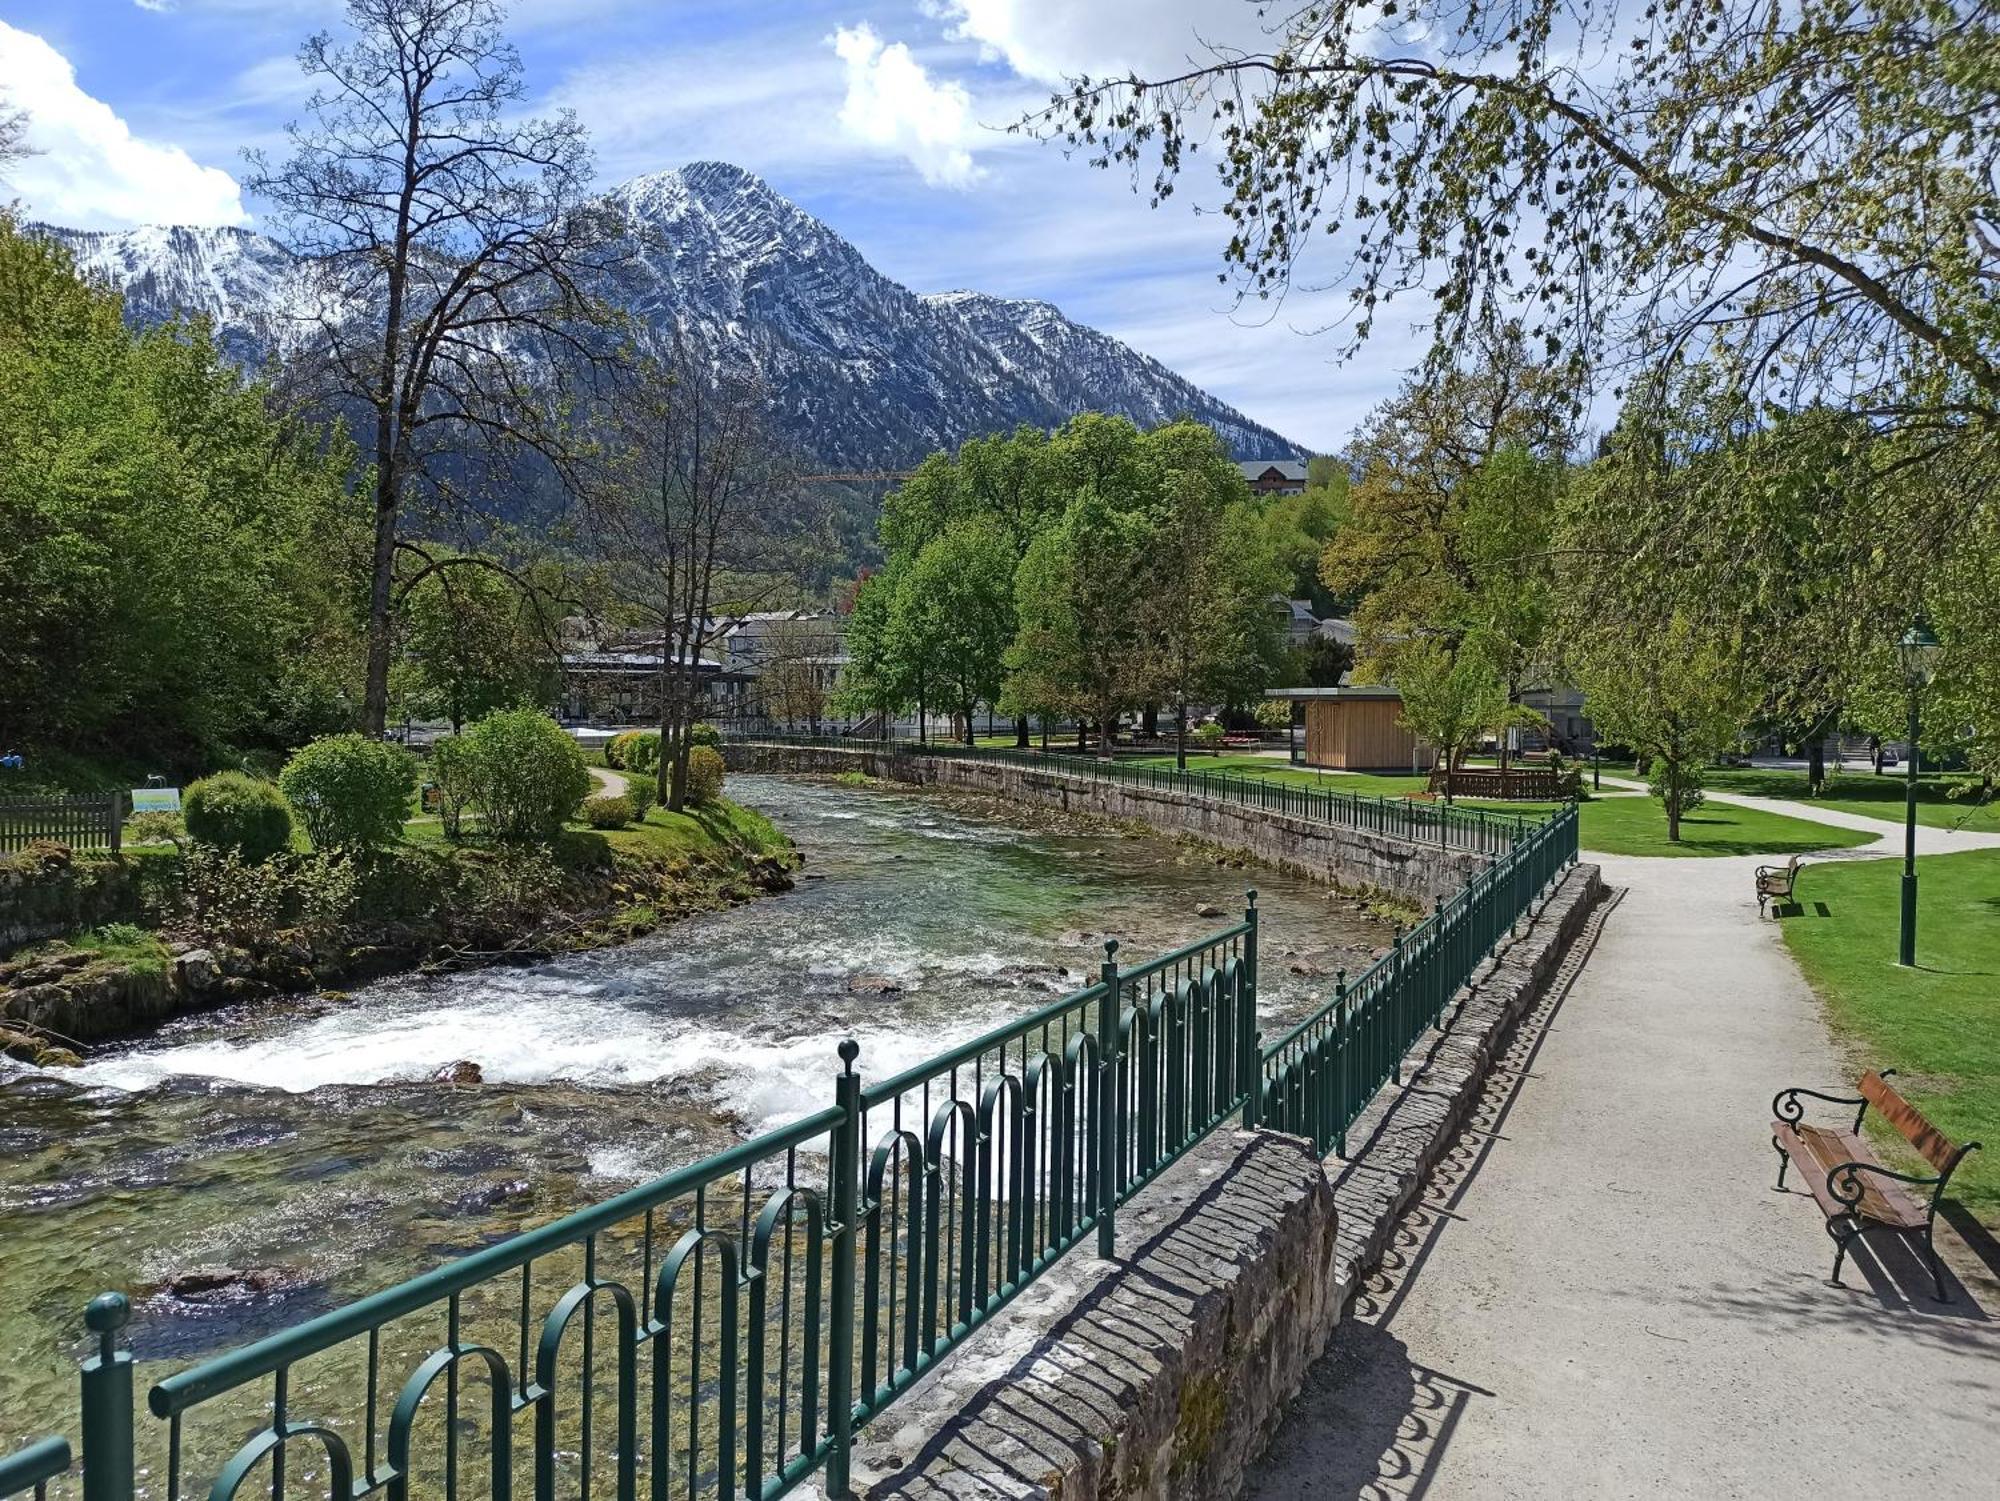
[0,795,796,1062]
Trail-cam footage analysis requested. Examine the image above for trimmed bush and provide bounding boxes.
[428,735,478,838]
[581,794,634,829]
[627,731,663,774]
[605,730,643,770]
[1191,721,1225,743]
[688,722,723,748]
[686,745,726,805]
[625,777,657,819]
[182,771,294,863]
[280,734,419,852]
[462,708,593,842]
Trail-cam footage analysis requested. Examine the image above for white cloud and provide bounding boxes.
[0,22,246,228]
[133,1,177,13]
[831,22,980,188]
[934,0,1271,84]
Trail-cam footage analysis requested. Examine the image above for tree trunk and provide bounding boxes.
[1097,705,1115,761]
[1143,703,1159,738]
[1014,715,1030,749]
[1870,735,1883,774]
[1667,783,1683,843]
[1077,719,1088,753]
[1175,700,1188,772]
[360,485,400,736]
[962,700,975,747]
[1807,739,1825,796]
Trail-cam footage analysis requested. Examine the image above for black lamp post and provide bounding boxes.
[1895,619,1942,967]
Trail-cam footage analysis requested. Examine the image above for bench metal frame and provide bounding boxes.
[1755,854,1801,916]
[1772,1072,1981,1301]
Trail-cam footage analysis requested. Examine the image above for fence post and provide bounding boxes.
[1390,927,1406,1085]
[824,1041,862,1499]
[107,792,123,856]
[1096,940,1121,1258]
[1239,891,1260,1129]
[80,1294,133,1501]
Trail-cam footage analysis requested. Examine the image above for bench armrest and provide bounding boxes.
[1773,1085,1868,1132]
[1826,1158,1944,1213]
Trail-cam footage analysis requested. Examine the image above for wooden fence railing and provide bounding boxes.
[1427,766,1561,802]
[0,792,123,853]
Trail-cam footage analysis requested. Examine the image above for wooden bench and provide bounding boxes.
[1755,854,1802,916]
[1771,1070,1981,1299]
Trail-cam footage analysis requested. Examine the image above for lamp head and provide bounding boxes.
[1896,619,1942,689]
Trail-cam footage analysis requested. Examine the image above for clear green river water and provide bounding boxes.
[0,773,1383,1463]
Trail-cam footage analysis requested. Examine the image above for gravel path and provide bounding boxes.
[1248,806,2000,1498]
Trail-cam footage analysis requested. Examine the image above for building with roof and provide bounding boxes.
[1264,685,1427,771]
[1237,459,1311,495]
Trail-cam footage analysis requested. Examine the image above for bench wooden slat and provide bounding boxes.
[1772,1121,1928,1229]
[1858,1071,1959,1173]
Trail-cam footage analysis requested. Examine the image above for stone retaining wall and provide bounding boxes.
[849,1129,1341,1501]
[839,863,1604,1500]
[725,744,1489,905]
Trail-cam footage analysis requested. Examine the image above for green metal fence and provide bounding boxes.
[2,917,1258,1501]
[2,779,1578,1501]
[1258,804,1579,1156]
[728,733,1534,856]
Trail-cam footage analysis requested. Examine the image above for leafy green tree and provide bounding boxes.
[392,554,558,733]
[892,518,1018,745]
[1028,0,2000,505]
[1005,493,1153,757]
[1139,429,1283,767]
[835,567,914,730]
[1570,616,1753,842]
[1389,641,1516,799]
[0,217,361,768]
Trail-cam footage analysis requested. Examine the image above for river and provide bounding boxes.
[0,772,1383,1452]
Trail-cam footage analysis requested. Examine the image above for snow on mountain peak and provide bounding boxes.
[37,163,1302,468]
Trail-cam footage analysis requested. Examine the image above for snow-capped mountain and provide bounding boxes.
[40,162,1301,468]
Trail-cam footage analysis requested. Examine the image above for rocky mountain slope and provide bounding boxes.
[41,161,1301,468]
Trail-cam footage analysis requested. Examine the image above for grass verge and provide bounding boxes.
[1781,849,2000,1226]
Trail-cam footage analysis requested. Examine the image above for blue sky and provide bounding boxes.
[0,0,1423,452]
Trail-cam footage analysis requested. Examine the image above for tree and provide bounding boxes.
[760,616,832,732]
[585,337,794,808]
[392,552,557,732]
[1571,617,1753,842]
[1139,426,1282,767]
[0,92,31,176]
[835,567,914,732]
[0,219,361,766]
[248,0,624,736]
[1389,640,1516,800]
[892,518,1018,746]
[1027,0,2000,495]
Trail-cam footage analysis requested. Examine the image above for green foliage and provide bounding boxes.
[428,735,478,838]
[180,844,360,946]
[627,731,663,774]
[124,811,186,849]
[391,555,556,731]
[1191,721,1225,744]
[182,772,295,864]
[279,735,420,852]
[1389,641,1514,786]
[1647,766,1705,819]
[581,794,635,829]
[0,217,362,766]
[605,730,643,770]
[687,722,723,748]
[891,517,1019,741]
[685,745,725,806]
[1252,699,1293,731]
[624,777,657,819]
[459,708,593,841]
[1571,615,1752,843]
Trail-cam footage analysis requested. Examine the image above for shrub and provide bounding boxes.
[462,708,593,841]
[124,810,185,848]
[685,745,726,805]
[1648,764,1705,817]
[605,730,643,770]
[627,731,663,774]
[428,735,478,839]
[625,777,657,819]
[582,794,635,829]
[182,772,294,863]
[280,734,419,852]
[181,845,359,946]
[1191,721,1225,743]
[688,722,723,748]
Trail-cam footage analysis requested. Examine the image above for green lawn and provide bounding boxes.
[1781,850,2000,1226]
[1117,752,1875,858]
